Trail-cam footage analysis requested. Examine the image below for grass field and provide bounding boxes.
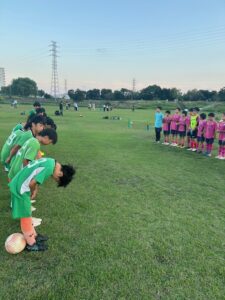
[0,105,225,300]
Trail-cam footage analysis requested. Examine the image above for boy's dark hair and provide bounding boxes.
[165,110,171,114]
[46,116,57,130]
[33,101,41,108]
[36,107,46,115]
[176,107,181,111]
[200,113,206,120]
[189,108,193,112]
[194,107,200,112]
[38,128,58,144]
[157,106,162,110]
[208,112,215,117]
[24,115,46,130]
[58,165,76,187]
[182,110,187,116]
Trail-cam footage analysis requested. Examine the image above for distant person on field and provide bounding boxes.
[154,106,163,143]
[162,110,171,145]
[204,113,217,157]
[74,102,78,111]
[196,113,207,153]
[187,107,199,152]
[170,107,181,146]
[216,112,225,159]
[178,110,187,148]
[29,101,41,117]
[59,101,63,116]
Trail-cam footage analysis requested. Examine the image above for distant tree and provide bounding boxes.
[101,89,113,100]
[140,85,162,100]
[68,89,76,101]
[44,93,52,99]
[11,77,37,97]
[37,89,45,97]
[113,90,125,100]
[0,85,11,96]
[218,87,225,101]
[120,88,132,100]
[86,89,100,100]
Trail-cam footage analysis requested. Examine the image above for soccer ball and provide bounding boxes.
[5,233,26,254]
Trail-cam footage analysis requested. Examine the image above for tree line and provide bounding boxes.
[1,77,225,101]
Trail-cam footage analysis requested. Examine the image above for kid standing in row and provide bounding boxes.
[196,113,207,153]
[162,111,171,145]
[170,108,181,146]
[204,113,217,157]
[154,106,164,143]
[216,112,225,159]
[178,111,187,148]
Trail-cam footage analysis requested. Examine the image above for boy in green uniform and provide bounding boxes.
[9,157,75,251]
[1,128,24,172]
[8,128,57,180]
[5,115,46,168]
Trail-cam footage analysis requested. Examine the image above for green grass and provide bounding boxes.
[0,105,225,299]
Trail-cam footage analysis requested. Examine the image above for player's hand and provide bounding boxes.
[31,186,38,199]
[5,157,11,164]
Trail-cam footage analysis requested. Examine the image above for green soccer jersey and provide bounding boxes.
[8,137,40,180]
[0,129,24,165]
[8,130,33,168]
[9,158,55,219]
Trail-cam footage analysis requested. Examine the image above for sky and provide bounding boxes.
[1,0,225,93]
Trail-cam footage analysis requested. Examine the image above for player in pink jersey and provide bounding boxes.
[177,111,187,148]
[215,112,225,159]
[170,107,181,146]
[186,108,193,148]
[162,110,171,145]
[204,113,217,157]
[196,113,206,153]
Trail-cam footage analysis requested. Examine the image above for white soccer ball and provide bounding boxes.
[5,233,26,254]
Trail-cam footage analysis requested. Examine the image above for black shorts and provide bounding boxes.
[171,129,178,135]
[190,129,197,139]
[197,136,205,142]
[179,131,186,137]
[218,140,225,146]
[163,130,170,136]
[187,131,191,137]
[206,138,214,145]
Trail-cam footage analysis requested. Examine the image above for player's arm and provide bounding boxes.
[29,179,38,200]
[5,145,21,164]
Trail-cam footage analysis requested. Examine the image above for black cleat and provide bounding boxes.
[26,242,48,252]
[36,233,48,243]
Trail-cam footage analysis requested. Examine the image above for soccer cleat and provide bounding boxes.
[31,206,36,212]
[192,149,197,152]
[31,200,36,204]
[187,148,192,151]
[215,156,221,159]
[218,156,225,160]
[36,233,48,242]
[26,242,48,252]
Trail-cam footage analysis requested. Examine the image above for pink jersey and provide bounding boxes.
[197,120,206,137]
[170,114,180,130]
[162,116,171,131]
[217,121,225,140]
[178,116,186,132]
[205,120,217,139]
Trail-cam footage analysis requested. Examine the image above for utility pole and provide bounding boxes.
[49,41,59,101]
[64,79,67,95]
[0,67,6,91]
[132,78,136,100]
